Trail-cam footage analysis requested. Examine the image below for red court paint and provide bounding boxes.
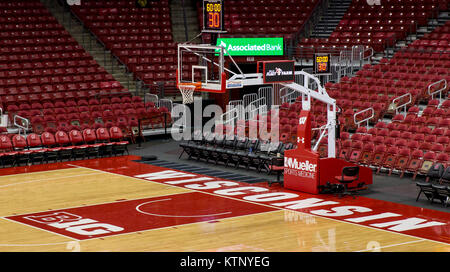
[7,191,275,240]
[67,156,450,244]
[2,156,449,244]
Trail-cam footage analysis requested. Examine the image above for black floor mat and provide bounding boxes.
[134,159,268,184]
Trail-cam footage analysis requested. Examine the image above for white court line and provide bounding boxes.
[135,198,232,218]
[0,166,82,178]
[354,239,427,252]
[0,242,71,247]
[0,173,102,189]
[41,164,450,250]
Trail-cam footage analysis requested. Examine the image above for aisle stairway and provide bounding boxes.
[383,10,450,60]
[170,0,201,43]
[310,0,353,38]
[40,0,139,95]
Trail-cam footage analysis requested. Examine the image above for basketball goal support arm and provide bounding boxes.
[228,70,337,158]
[280,71,337,158]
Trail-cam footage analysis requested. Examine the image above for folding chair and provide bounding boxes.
[96,127,114,157]
[40,132,61,163]
[334,166,360,198]
[415,182,434,202]
[69,130,89,160]
[82,128,103,158]
[109,126,129,156]
[426,163,445,183]
[54,131,75,161]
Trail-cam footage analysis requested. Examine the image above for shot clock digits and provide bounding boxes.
[203,0,225,33]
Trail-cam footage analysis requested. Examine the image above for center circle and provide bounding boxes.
[135,198,232,218]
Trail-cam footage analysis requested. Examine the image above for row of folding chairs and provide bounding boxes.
[416,163,450,207]
[416,182,450,207]
[0,127,129,167]
[179,131,294,173]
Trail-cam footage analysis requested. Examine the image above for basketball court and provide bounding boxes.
[0,0,448,257]
[0,155,448,252]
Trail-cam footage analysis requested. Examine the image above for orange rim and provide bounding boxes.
[178,81,202,89]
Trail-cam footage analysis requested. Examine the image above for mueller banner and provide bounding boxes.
[283,110,320,193]
[261,60,295,84]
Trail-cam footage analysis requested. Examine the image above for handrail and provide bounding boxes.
[392,93,412,116]
[247,97,267,121]
[353,107,374,128]
[145,93,159,105]
[220,106,240,127]
[227,100,245,121]
[359,47,373,67]
[427,79,447,101]
[14,115,29,136]
[158,98,173,112]
[312,123,329,152]
[281,88,300,104]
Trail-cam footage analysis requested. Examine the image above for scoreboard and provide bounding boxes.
[203,0,225,33]
[313,53,331,75]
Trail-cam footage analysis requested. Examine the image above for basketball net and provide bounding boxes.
[178,82,201,104]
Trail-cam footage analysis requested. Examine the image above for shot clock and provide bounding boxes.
[203,0,225,33]
[313,53,331,75]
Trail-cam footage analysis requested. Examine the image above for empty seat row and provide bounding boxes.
[0,127,128,168]
[70,0,177,90]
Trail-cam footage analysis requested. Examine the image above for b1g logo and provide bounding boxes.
[67,0,81,6]
[25,212,124,237]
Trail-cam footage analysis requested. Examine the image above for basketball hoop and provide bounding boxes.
[178,82,201,104]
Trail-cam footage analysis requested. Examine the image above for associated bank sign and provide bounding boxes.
[216,37,284,56]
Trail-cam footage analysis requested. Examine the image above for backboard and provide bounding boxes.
[177,43,229,93]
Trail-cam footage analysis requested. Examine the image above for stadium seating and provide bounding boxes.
[297,0,448,54]
[70,0,181,96]
[0,0,171,139]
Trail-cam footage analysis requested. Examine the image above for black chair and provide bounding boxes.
[216,136,237,165]
[230,137,252,168]
[416,182,434,202]
[179,131,203,159]
[226,137,248,167]
[334,166,360,198]
[426,163,444,182]
[198,132,216,162]
[268,157,284,187]
[256,142,284,173]
[431,184,450,207]
[181,130,206,160]
[242,139,262,170]
[267,143,294,186]
[440,166,450,184]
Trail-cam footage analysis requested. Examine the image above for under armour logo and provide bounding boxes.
[297,137,305,144]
